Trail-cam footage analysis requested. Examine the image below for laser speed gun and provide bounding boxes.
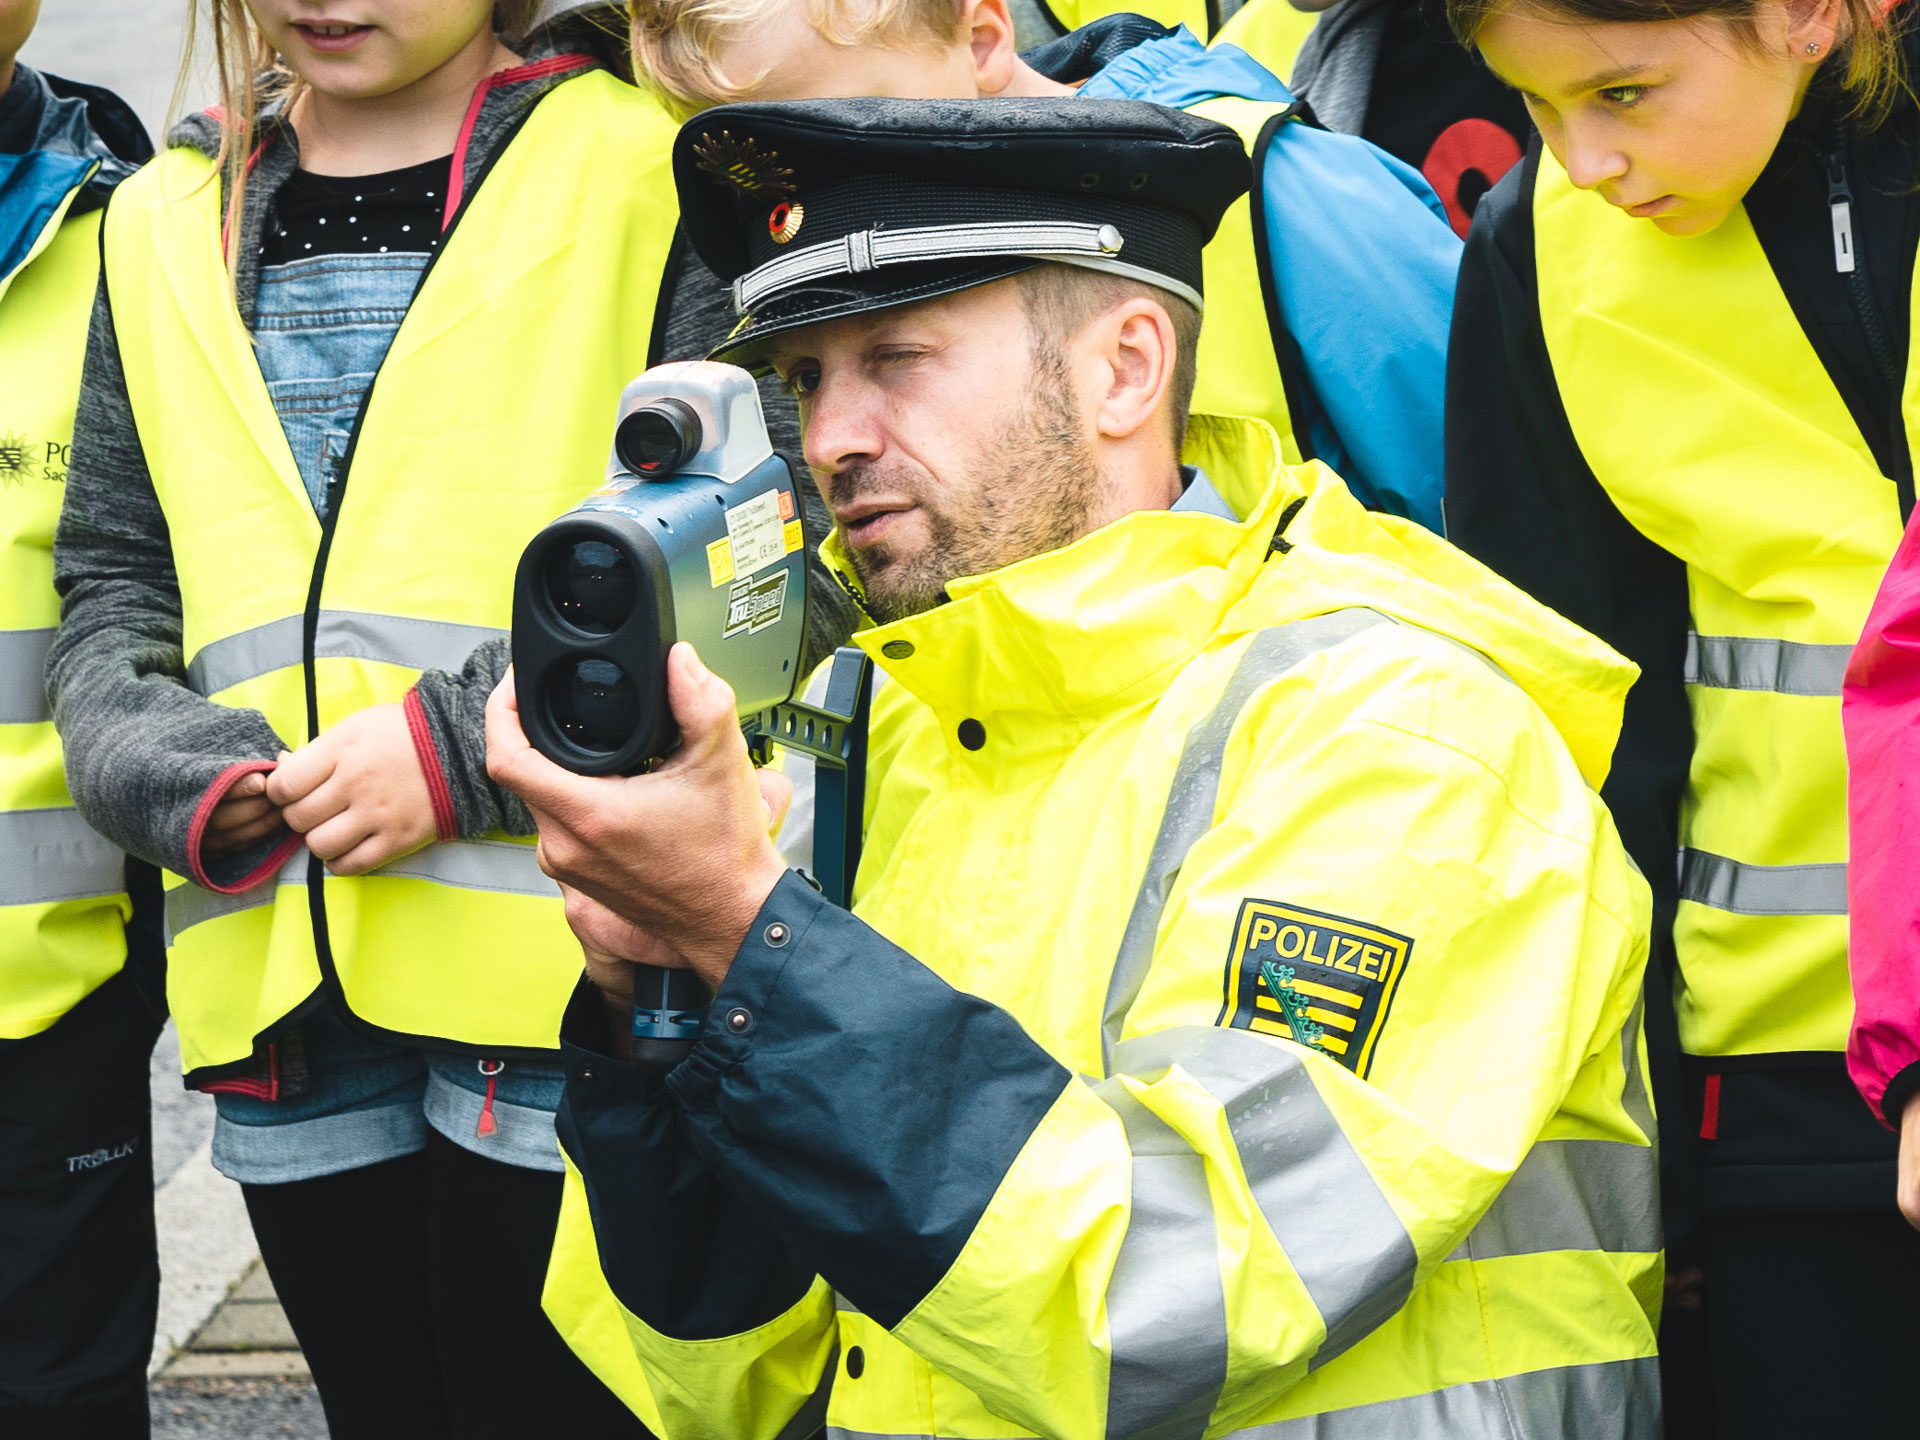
[511,362,871,1072]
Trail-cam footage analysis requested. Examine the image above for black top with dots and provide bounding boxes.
[259,155,451,264]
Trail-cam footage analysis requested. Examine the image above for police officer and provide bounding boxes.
[0,3,157,1433]
[489,98,1663,1439]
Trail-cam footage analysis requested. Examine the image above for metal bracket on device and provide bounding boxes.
[743,645,873,909]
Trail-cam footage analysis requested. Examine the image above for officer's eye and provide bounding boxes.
[784,366,822,398]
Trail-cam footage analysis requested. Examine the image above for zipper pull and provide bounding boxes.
[476,1059,503,1137]
[1827,151,1857,274]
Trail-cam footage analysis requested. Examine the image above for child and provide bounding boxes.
[1442,0,1917,1430]
[49,1,697,1434]
[0,5,155,1432]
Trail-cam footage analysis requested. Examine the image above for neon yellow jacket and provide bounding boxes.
[547,415,1660,1438]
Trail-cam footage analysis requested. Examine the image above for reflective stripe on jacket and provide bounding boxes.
[101,69,681,1075]
[545,415,1659,1439]
[0,176,130,1040]
[1532,150,1911,1059]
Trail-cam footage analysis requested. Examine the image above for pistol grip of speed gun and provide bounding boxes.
[630,963,713,1076]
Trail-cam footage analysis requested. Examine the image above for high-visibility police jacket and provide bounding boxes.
[1447,95,1918,1213]
[1,75,148,1042]
[101,69,681,1078]
[546,415,1661,1439]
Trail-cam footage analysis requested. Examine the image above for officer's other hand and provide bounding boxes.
[484,644,790,992]
[1899,1098,1920,1231]
[202,771,286,857]
[264,703,437,875]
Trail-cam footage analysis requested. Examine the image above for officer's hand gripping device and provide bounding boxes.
[511,363,871,1074]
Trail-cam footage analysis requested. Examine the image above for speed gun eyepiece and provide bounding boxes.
[511,362,809,776]
[615,398,703,477]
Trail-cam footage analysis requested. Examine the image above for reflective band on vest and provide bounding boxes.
[0,628,55,723]
[823,1356,1660,1440]
[107,70,682,1075]
[187,611,506,698]
[1533,150,1913,1058]
[0,199,132,1042]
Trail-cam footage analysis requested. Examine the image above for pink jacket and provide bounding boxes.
[1845,514,1920,1129]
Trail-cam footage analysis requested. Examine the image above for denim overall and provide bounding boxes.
[208,252,566,1182]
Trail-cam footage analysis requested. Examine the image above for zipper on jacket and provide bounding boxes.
[475,1059,504,1137]
[1825,124,1902,391]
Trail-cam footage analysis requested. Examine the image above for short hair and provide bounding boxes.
[629,0,966,119]
[1014,264,1203,453]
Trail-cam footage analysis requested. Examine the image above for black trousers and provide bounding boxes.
[1696,1208,1920,1438]
[0,969,163,1439]
[243,1126,653,1440]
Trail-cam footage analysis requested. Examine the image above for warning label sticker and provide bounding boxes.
[723,569,790,639]
[725,490,787,581]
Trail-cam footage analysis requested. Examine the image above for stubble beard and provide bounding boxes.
[836,341,1100,627]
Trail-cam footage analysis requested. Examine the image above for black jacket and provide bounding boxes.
[1446,66,1920,1238]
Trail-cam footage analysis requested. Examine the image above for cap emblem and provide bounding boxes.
[768,201,805,244]
[693,131,796,201]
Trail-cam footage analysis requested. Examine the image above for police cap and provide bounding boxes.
[671,97,1253,369]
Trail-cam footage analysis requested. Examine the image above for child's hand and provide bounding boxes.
[202,771,286,857]
[266,703,438,875]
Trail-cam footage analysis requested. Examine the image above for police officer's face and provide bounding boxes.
[770,279,1105,626]
[1477,1,1834,236]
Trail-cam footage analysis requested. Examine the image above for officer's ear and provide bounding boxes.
[965,0,1022,96]
[1089,297,1179,447]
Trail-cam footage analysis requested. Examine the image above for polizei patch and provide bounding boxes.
[1217,899,1412,1077]
[723,568,789,639]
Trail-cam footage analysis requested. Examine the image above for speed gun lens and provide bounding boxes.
[615,400,703,477]
[546,539,635,636]
[549,658,640,755]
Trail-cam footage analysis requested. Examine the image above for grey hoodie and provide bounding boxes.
[48,38,841,890]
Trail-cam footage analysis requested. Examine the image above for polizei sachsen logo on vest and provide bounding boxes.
[1217,899,1414,1077]
[0,429,68,486]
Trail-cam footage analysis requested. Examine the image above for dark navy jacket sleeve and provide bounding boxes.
[554,978,818,1342]
[660,871,1072,1330]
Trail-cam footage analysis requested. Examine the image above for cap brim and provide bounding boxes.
[708,257,1041,371]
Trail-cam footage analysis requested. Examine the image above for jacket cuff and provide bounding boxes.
[187,760,301,893]
[1879,1060,1920,1130]
[555,978,818,1341]
[664,871,1070,1329]
[403,687,458,842]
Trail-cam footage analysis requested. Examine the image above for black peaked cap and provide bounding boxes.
[672,97,1253,368]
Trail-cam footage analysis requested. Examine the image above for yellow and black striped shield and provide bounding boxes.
[1216,899,1413,1078]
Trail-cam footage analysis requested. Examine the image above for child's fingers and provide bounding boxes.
[322,832,415,877]
[265,741,338,808]
[207,793,278,835]
[279,776,352,836]
[201,805,286,856]
[302,808,374,864]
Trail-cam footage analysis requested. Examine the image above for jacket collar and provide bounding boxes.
[828,415,1298,735]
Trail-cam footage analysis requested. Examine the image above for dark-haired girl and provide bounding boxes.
[1442,0,1918,1430]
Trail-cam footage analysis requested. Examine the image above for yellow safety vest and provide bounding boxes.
[1040,0,1217,33]
[1,183,132,1041]
[1213,0,1322,85]
[103,70,681,1078]
[1534,151,1912,1059]
[546,416,1661,1438]
[1186,96,1303,463]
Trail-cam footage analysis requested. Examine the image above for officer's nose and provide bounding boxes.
[801,374,885,483]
